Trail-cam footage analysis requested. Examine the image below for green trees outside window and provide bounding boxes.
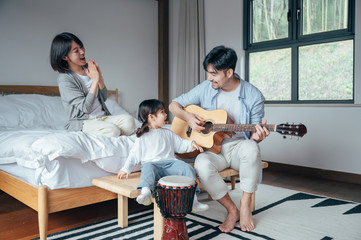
[244,0,355,103]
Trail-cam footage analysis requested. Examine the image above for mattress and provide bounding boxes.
[0,159,114,189]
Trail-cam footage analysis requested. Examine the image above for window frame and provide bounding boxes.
[243,0,355,104]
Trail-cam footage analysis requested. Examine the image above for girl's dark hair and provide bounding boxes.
[50,32,84,73]
[136,99,164,137]
[203,45,237,72]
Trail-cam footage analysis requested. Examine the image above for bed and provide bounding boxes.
[0,85,140,240]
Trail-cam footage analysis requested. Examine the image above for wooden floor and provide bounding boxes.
[1,167,360,240]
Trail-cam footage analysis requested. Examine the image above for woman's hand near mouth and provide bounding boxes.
[95,61,105,89]
[86,59,99,84]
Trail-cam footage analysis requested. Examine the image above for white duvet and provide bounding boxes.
[0,129,137,173]
[0,94,141,178]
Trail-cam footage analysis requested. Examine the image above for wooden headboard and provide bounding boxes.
[0,85,118,103]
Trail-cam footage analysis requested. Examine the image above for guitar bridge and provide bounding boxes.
[186,126,192,137]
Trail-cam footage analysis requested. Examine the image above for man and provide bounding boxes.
[169,46,269,232]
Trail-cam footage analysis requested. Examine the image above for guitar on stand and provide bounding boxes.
[170,105,307,159]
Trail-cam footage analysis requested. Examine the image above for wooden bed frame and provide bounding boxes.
[0,85,119,240]
[0,85,119,101]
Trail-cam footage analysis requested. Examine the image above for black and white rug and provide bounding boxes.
[38,184,361,240]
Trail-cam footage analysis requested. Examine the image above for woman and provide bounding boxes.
[50,32,135,137]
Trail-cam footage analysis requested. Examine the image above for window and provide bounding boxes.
[244,0,355,103]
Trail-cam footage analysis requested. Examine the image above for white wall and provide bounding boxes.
[0,0,158,116]
[169,0,361,175]
[2,0,360,175]
[204,0,245,79]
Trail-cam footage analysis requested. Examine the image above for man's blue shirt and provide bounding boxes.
[172,78,265,139]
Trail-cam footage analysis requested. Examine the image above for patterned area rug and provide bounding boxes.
[37,184,361,240]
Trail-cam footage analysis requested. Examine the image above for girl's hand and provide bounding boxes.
[191,141,204,153]
[117,170,129,179]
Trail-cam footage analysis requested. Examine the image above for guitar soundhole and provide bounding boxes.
[202,122,213,135]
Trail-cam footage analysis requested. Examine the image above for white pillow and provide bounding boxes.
[0,94,138,130]
[105,99,131,116]
[0,101,20,129]
[0,94,67,129]
[105,99,141,128]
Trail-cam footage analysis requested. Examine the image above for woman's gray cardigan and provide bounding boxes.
[57,72,111,131]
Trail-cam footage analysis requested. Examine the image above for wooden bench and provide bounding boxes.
[92,172,165,240]
[92,161,268,240]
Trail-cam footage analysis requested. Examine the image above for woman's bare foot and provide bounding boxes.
[219,204,240,232]
[239,199,255,231]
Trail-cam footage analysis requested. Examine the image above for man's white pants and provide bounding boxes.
[82,114,136,137]
[194,139,261,200]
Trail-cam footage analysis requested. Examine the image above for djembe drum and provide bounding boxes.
[154,175,197,240]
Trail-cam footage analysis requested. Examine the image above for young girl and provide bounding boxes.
[50,32,135,137]
[118,99,208,212]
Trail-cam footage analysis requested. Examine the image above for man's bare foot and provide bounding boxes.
[219,205,240,232]
[239,200,255,232]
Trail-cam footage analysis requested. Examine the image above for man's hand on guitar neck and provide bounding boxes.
[250,120,270,143]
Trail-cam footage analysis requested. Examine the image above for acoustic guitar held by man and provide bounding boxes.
[171,104,307,158]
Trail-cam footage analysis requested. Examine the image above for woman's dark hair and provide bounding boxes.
[50,32,84,73]
[203,45,238,73]
[136,99,165,137]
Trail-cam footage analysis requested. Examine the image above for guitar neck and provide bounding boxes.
[212,124,276,132]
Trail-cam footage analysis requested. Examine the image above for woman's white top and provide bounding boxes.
[121,128,194,174]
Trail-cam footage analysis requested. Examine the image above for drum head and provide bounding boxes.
[158,175,195,187]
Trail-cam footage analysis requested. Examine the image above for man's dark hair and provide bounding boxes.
[203,45,238,72]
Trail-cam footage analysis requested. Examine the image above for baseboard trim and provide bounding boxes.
[264,161,361,185]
